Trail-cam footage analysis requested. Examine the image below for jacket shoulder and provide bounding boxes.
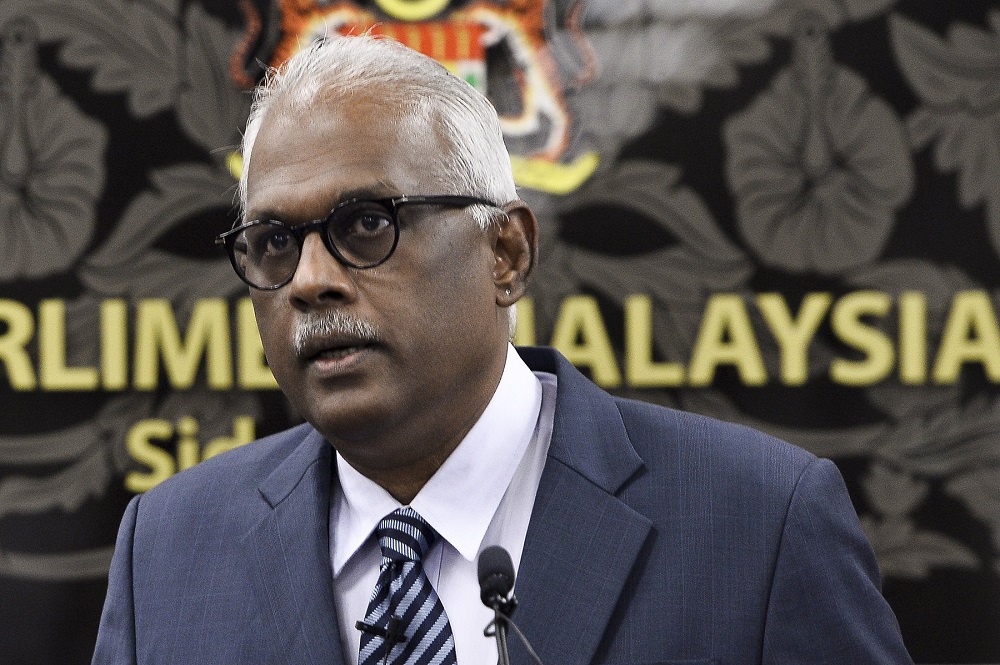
[138,422,319,507]
[612,396,818,497]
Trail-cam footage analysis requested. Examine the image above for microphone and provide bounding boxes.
[478,546,543,665]
[478,545,517,615]
[355,616,407,644]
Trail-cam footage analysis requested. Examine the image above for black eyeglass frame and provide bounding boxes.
[216,195,499,290]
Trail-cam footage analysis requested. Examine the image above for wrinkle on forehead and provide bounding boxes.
[251,91,451,197]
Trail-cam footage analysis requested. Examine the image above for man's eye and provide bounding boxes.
[264,230,292,252]
[347,212,392,237]
[245,226,295,258]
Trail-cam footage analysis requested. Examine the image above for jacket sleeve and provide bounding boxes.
[762,457,913,664]
[92,495,141,665]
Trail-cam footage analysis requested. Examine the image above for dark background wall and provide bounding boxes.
[1,0,998,662]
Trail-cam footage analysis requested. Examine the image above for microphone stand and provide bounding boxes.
[492,606,511,665]
[484,594,517,665]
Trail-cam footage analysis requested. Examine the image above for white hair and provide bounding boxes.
[238,35,517,229]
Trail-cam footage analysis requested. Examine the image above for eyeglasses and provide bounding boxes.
[216,195,497,290]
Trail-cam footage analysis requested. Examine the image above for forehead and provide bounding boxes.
[245,95,446,221]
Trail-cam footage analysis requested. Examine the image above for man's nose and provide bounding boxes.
[286,231,358,308]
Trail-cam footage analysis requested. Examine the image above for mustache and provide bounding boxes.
[293,311,381,357]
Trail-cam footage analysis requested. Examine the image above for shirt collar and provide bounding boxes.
[332,344,543,574]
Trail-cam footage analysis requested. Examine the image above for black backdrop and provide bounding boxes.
[1,0,999,662]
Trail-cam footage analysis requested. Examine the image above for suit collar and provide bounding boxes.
[258,425,330,507]
[515,346,653,664]
[517,346,644,494]
[244,427,346,664]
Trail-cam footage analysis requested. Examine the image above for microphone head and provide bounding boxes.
[478,545,515,608]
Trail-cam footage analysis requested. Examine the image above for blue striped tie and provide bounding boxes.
[358,508,458,665]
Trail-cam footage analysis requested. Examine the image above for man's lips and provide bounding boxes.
[308,343,374,362]
[298,335,378,363]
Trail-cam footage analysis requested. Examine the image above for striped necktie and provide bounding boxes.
[357,507,458,665]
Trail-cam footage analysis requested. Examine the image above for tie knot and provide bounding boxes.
[375,507,437,562]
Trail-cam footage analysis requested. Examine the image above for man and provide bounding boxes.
[94,35,912,664]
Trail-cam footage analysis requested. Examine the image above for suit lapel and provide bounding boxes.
[243,428,346,664]
[514,348,653,665]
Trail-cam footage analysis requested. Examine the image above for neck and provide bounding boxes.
[342,362,508,503]
[350,444,458,504]
[332,344,511,504]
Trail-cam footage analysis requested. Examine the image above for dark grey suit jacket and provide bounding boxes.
[94,346,912,664]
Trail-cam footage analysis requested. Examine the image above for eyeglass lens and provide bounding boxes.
[231,201,398,287]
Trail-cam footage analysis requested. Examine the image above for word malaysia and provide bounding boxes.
[516,291,1000,388]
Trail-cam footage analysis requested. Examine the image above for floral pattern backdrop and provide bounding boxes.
[0,0,997,662]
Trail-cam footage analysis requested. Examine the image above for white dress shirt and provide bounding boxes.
[330,344,557,664]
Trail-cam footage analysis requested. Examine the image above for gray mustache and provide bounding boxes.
[293,311,381,356]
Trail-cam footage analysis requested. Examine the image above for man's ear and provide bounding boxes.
[493,200,538,307]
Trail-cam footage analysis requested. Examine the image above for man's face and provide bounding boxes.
[245,94,512,475]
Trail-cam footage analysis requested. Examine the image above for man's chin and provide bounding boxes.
[302,400,395,450]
